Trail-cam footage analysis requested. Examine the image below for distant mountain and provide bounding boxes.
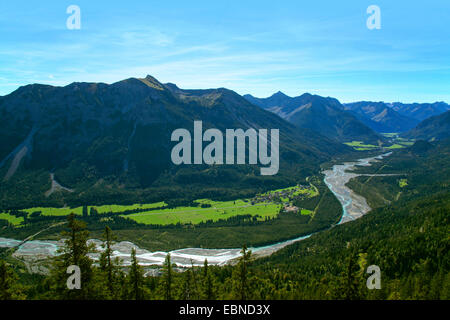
[0,76,348,208]
[343,101,419,133]
[390,102,450,122]
[244,92,384,144]
[403,110,450,141]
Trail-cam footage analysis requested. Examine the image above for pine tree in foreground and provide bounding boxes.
[49,213,96,299]
[128,248,144,300]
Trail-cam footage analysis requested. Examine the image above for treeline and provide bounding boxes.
[0,161,305,211]
[1,209,281,233]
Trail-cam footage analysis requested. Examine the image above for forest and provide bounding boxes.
[1,139,449,300]
[1,188,448,300]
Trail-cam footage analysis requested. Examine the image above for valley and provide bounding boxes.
[0,151,395,269]
[0,0,449,303]
[0,76,448,300]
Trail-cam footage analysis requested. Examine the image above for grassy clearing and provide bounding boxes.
[386,144,405,149]
[195,199,248,208]
[0,213,24,226]
[263,185,318,198]
[22,206,83,216]
[300,209,313,215]
[122,185,318,225]
[1,185,317,227]
[0,180,336,250]
[381,133,399,138]
[122,203,281,225]
[382,133,415,147]
[344,141,378,148]
[345,137,415,151]
[20,202,167,217]
[89,202,167,213]
[399,179,408,188]
[344,141,379,151]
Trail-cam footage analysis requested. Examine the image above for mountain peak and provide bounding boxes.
[164,82,179,89]
[299,92,313,99]
[271,91,289,98]
[137,75,165,90]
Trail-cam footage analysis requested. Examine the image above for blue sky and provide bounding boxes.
[0,0,449,102]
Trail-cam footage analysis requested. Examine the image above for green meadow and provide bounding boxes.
[263,185,318,197]
[386,144,405,149]
[0,213,24,226]
[399,179,408,188]
[299,209,313,215]
[121,202,282,225]
[11,202,167,217]
[381,133,399,138]
[343,141,378,151]
[0,186,318,227]
[345,137,415,151]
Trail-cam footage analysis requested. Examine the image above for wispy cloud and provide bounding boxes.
[0,0,449,103]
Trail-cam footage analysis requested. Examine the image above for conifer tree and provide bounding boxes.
[99,226,122,299]
[0,259,24,300]
[90,207,98,217]
[232,245,252,300]
[202,259,214,299]
[50,213,95,299]
[181,267,192,300]
[162,254,173,300]
[82,205,88,218]
[343,251,363,300]
[128,248,144,300]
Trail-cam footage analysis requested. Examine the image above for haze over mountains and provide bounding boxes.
[344,101,450,133]
[244,92,384,144]
[246,92,449,137]
[403,110,450,141]
[391,102,450,121]
[343,101,419,133]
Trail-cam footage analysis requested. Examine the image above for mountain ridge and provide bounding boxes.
[343,101,420,133]
[0,75,349,209]
[403,110,450,141]
[244,92,384,144]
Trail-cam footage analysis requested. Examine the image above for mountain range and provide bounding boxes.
[1,75,448,209]
[343,101,420,133]
[246,92,449,136]
[244,92,384,144]
[391,102,450,121]
[0,76,347,208]
[343,101,450,133]
[403,110,450,141]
